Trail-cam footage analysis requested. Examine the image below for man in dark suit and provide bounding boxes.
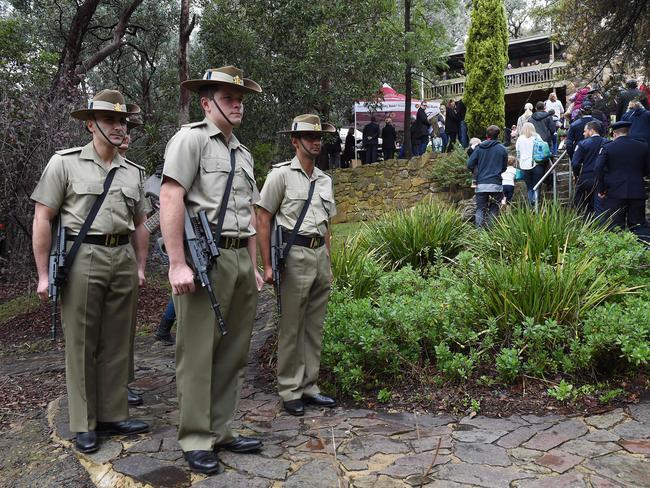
[595,120,650,233]
[413,102,430,156]
[616,79,649,121]
[571,121,607,215]
[565,101,601,159]
[381,118,397,160]
[622,100,650,145]
[362,116,380,164]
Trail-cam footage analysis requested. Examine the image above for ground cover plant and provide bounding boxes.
[322,201,650,411]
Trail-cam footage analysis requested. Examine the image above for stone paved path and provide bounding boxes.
[49,291,650,487]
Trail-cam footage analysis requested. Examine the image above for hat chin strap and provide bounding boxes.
[298,138,318,163]
[211,95,237,127]
[93,117,126,148]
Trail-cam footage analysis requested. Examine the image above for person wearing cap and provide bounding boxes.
[159,66,264,475]
[571,120,607,215]
[565,101,601,159]
[594,120,650,233]
[31,90,151,454]
[256,114,337,417]
[616,79,648,121]
[117,114,148,408]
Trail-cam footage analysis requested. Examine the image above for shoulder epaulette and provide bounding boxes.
[272,161,292,168]
[124,158,146,171]
[55,147,83,156]
[182,121,208,129]
[239,143,251,154]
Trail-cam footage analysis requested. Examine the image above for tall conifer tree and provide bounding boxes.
[464,0,508,138]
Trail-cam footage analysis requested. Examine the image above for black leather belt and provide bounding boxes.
[218,236,249,249]
[67,234,130,247]
[281,231,325,249]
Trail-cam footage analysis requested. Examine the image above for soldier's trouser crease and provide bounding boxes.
[277,245,331,402]
[62,243,138,432]
[175,247,257,451]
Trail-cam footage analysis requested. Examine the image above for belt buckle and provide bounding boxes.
[226,236,239,249]
[310,237,318,248]
[105,234,119,247]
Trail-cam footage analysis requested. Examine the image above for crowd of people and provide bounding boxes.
[467,79,650,233]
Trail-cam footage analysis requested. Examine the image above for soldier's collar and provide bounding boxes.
[80,141,127,168]
[204,118,242,149]
[290,156,324,180]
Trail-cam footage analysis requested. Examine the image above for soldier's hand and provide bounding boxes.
[263,268,274,284]
[254,269,264,291]
[169,263,196,295]
[37,276,49,301]
[137,269,146,288]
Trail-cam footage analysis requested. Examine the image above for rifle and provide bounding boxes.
[48,217,67,340]
[183,207,228,336]
[270,217,284,315]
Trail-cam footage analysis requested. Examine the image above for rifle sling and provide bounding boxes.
[212,149,236,245]
[282,179,316,264]
[63,166,119,276]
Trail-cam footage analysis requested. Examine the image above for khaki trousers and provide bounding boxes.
[61,242,138,432]
[277,245,331,402]
[174,247,257,452]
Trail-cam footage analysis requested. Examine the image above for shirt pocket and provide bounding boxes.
[239,164,258,203]
[316,191,334,223]
[70,182,104,216]
[121,186,141,212]
[284,189,309,221]
[201,156,232,173]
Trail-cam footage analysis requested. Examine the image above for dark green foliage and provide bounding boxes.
[429,145,473,189]
[470,202,604,263]
[463,0,508,138]
[324,203,649,395]
[361,201,472,269]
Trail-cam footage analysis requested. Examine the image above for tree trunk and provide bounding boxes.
[52,0,145,96]
[402,0,413,159]
[178,0,196,126]
[52,0,102,96]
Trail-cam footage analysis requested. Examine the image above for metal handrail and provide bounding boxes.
[533,150,568,212]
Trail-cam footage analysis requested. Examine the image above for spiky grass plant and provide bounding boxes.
[470,202,606,263]
[362,201,472,269]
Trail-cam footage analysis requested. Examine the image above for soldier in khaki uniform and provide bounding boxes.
[118,114,146,408]
[257,114,337,416]
[31,90,151,454]
[160,66,264,475]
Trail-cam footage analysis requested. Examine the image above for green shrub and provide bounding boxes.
[330,234,385,299]
[471,202,604,263]
[362,201,472,269]
[495,347,522,383]
[430,145,473,189]
[469,248,637,326]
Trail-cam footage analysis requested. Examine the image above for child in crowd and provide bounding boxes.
[501,156,517,205]
[467,137,481,188]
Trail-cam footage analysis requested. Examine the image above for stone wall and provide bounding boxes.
[331,154,468,223]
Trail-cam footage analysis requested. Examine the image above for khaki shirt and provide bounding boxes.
[31,142,149,234]
[163,118,259,238]
[257,157,336,237]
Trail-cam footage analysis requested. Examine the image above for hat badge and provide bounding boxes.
[233,75,242,85]
[313,123,321,130]
[114,103,122,112]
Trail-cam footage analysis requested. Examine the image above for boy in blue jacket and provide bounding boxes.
[467,125,508,228]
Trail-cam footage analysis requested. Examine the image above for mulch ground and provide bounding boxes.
[0,272,170,432]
